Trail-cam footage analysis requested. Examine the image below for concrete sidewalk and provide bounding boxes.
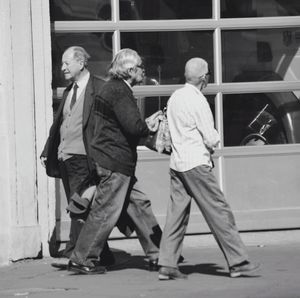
[0,230,300,298]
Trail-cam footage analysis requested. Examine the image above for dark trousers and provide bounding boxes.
[58,155,111,259]
[70,164,161,267]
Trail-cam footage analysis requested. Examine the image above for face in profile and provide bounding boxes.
[131,59,145,85]
[61,50,83,81]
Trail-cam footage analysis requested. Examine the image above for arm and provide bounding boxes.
[193,96,220,150]
[113,90,150,137]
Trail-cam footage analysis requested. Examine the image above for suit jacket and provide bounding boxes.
[41,75,105,178]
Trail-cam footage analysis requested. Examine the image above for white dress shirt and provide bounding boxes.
[66,71,90,109]
[167,83,220,172]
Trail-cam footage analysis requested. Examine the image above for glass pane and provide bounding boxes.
[121,31,214,85]
[50,0,112,21]
[138,95,215,120]
[51,33,113,88]
[223,92,300,146]
[222,28,300,83]
[120,0,212,20]
[221,0,300,18]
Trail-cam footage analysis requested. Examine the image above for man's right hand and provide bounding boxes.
[40,156,47,168]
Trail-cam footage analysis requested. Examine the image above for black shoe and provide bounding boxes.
[148,259,159,271]
[51,262,68,270]
[67,260,106,275]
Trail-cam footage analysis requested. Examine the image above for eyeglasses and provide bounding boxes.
[205,69,211,77]
[136,63,145,69]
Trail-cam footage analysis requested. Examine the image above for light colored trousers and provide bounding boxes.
[159,165,249,269]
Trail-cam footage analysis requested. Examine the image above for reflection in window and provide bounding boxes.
[137,95,215,120]
[120,0,212,20]
[50,0,112,21]
[52,33,113,88]
[223,92,300,146]
[221,0,300,18]
[121,31,214,85]
[222,28,300,83]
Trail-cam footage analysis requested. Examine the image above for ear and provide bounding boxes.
[79,60,85,70]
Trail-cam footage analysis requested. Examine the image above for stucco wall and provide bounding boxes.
[0,0,54,266]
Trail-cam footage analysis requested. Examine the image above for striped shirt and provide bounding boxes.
[167,83,220,172]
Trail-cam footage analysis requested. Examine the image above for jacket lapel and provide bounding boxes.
[82,76,94,129]
[56,83,72,124]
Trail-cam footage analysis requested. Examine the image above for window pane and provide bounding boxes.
[50,0,111,21]
[222,28,300,83]
[221,0,300,18]
[138,95,215,120]
[223,92,300,146]
[121,31,214,85]
[120,0,212,20]
[51,33,113,88]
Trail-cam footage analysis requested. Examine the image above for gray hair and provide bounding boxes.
[64,46,91,67]
[108,48,141,79]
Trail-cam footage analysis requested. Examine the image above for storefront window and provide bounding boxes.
[50,0,112,21]
[121,31,214,85]
[138,95,215,120]
[120,0,212,20]
[223,92,300,146]
[51,32,113,88]
[222,28,300,83]
[221,0,300,18]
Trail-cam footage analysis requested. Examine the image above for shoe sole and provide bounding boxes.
[158,274,172,280]
[51,264,68,270]
[230,264,261,278]
[158,273,188,280]
[69,267,106,275]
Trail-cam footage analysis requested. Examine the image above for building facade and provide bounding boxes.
[1,0,300,265]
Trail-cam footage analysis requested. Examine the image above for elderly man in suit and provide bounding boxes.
[40,46,114,268]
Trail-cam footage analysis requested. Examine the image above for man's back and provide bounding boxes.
[91,78,149,176]
[167,83,219,172]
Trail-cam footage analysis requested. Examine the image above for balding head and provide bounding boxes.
[184,58,209,87]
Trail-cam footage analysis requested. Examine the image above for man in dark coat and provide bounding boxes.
[40,46,114,268]
[67,48,165,275]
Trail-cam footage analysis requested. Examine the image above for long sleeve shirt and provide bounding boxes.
[167,83,220,172]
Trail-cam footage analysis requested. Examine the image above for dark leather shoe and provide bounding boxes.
[67,261,106,275]
[51,262,68,270]
[148,259,159,271]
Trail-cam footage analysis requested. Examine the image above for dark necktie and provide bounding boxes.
[70,83,78,110]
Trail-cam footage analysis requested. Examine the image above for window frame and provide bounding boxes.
[51,0,300,149]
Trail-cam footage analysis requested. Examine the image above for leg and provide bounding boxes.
[158,169,192,268]
[59,156,113,261]
[70,165,130,267]
[59,156,90,257]
[180,165,248,268]
[126,178,161,260]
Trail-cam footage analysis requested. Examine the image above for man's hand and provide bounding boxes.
[145,110,163,132]
[40,156,47,168]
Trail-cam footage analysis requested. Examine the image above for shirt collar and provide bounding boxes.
[74,71,90,89]
[123,79,133,91]
[185,83,201,94]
